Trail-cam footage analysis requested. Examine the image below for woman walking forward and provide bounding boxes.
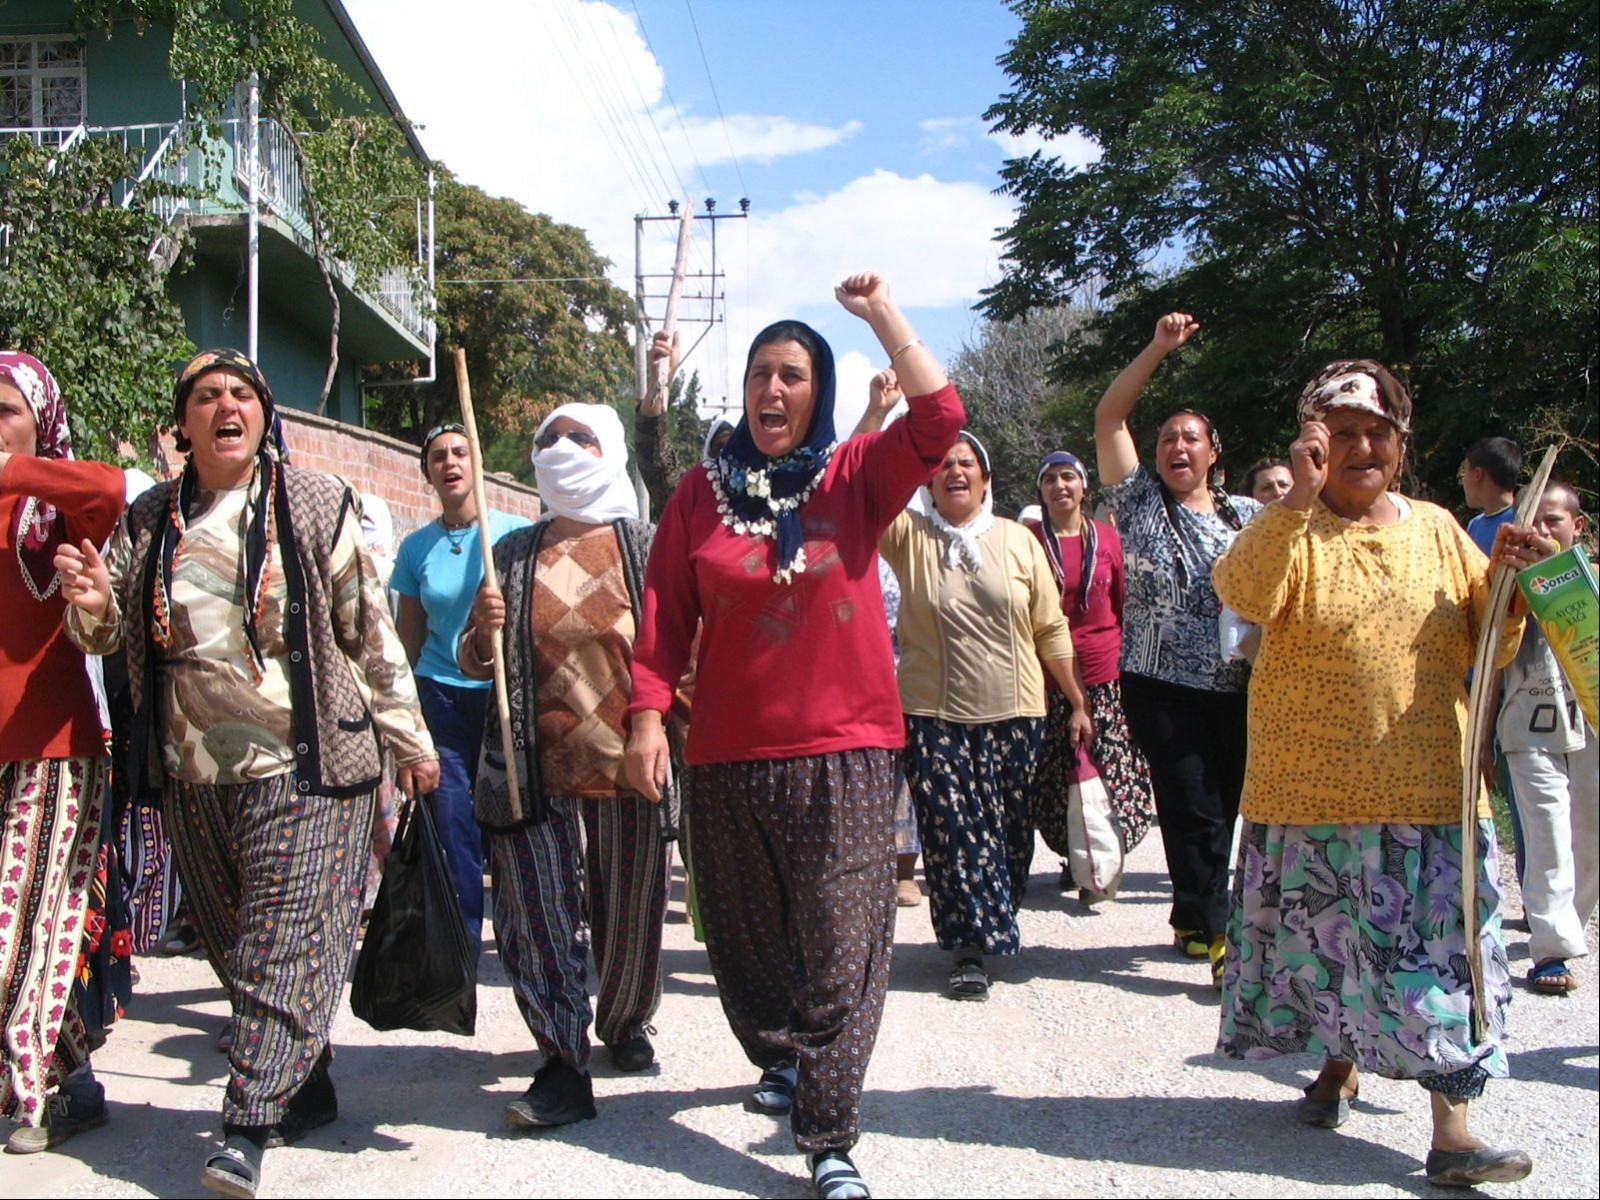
[0,352,124,1154]
[59,349,438,1198]
[626,274,963,1199]
[1094,313,1261,983]
[1024,451,1155,901]
[880,433,1088,1000]
[1213,360,1541,1187]
[461,403,673,1127]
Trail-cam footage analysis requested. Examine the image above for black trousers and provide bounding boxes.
[1119,674,1248,939]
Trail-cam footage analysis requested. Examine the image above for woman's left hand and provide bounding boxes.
[1068,709,1095,751]
[397,757,441,798]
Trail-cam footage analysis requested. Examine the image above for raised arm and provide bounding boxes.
[836,274,948,397]
[852,368,904,437]
[1095,312,1199,486]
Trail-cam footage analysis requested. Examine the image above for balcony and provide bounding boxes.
[0,118,434,353]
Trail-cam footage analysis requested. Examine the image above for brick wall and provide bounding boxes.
[149,408,541,541]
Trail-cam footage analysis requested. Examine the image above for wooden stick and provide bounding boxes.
[640,202,695,418]
[453,347,521,812]
[1461,444,1556,1039]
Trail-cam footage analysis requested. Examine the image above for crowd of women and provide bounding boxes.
[0,278,1584,1199]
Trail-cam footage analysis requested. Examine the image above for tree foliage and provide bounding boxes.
[985,0,1598,501]
[79,0,423,409]
[948,306,1096,515]
[0,137,193,464]
[366,173,635,485]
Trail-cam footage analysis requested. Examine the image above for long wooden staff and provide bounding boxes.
[640,201,695,418]
[1461,444,1556,1039]
[453,347,521,812]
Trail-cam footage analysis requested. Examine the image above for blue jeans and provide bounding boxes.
[418,676,491,956]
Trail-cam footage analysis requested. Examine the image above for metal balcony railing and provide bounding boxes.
[0,119,434,345]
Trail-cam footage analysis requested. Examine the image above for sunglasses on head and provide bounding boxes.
[535,428,599,450]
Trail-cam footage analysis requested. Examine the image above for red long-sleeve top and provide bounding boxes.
[1,455,125,761]
[629,383,965,765]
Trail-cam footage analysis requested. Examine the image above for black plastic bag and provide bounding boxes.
[351,795,476,1035]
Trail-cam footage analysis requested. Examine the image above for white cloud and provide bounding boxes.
[672,114,862,167]
[989,127,1102,172]
[917,115,980,151]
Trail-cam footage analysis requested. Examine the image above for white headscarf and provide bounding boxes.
[907,432,995,573]
[530,402,639,524]
[358,492,396,586]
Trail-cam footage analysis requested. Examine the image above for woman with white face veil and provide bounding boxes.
[461,402,676,1129]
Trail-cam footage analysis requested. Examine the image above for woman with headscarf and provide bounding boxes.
[1024,451,1155,902]
[1095,312,1262,984]
[58,348,438,1198]
[392,424,531,955]
[880,433,1088,1000]
[0,351,124,1154]
[459,401,673,1127]
[1213,361,1543,1187]
[625,273,963,1200]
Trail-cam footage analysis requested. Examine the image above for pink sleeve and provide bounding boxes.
[853,383,966,532]
[628,472,703,721]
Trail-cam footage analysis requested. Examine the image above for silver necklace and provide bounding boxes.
[439,514,476,555]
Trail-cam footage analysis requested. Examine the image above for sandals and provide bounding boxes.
[949,957,989,1002]
[749,1063,798,1115]
[811,1149,871,1199]
[200,1145,262,1199]
[1528,959,1579,994]
[1297,1082,1356,1128]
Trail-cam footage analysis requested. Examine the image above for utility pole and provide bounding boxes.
[631,197,750,517]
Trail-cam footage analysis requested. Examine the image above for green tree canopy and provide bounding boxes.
[985,0,1598,501]
[0,137,193,464]
[366,172,635,485]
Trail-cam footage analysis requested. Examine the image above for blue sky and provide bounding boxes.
[344,0,1098,431]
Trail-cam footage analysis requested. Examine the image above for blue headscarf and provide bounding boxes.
[713,320,838,582]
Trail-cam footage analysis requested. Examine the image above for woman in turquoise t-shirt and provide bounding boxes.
[393,423,530,953]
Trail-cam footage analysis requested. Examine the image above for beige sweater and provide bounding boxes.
[880,510,1074,722]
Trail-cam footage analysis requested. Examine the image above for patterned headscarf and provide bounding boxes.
[0,351,73,600]
[1297,359,1413,433]
[1034,450,1099,615]
[711,320,838,583]
[157,348,282,682]
[908,431,996,573]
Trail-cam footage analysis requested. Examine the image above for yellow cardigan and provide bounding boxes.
[1212,498,1523,826]
[880,510,1074,722]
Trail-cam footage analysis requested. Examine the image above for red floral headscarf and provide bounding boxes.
[0,350,72,600]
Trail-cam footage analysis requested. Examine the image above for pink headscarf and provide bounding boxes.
[0,351,73,599]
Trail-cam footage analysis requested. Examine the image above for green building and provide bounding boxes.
[0,0,433,426]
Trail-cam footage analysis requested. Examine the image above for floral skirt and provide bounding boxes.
[904,714,1045,955]
[1035,680,1156,859]
[1217,820,1510,1083]
[1,758,107,1123]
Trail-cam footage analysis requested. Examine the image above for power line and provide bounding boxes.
[572,0,687,204]
[682,0,748,197]
[629,0,714,198]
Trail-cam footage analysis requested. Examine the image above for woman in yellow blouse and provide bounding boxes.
[1212,361,1549,1188]
[880,432,1091,1001]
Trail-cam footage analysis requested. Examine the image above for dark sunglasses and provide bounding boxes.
[535,428,599,451]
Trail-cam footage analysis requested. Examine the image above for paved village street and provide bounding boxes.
[7,831,1596,1200]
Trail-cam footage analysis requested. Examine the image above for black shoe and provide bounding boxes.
[504,1059,596,1128]
[608,1032,656,1073]
[1423,1146,1533,1187]
[267,1060,337,1148]
[200,1127,267,1200]
[4,1081,108,1154]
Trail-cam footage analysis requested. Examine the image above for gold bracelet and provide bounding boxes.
[888,338,923,364]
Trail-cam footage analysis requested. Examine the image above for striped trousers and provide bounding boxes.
[165,774,372,1127]
[489,794,668,1068]
[1,758,106,1124]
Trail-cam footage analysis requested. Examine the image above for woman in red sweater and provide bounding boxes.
[625,274,962,1200]
[0,352,124,1154]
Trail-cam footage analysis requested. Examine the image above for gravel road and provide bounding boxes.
[5,830,1596,1199]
